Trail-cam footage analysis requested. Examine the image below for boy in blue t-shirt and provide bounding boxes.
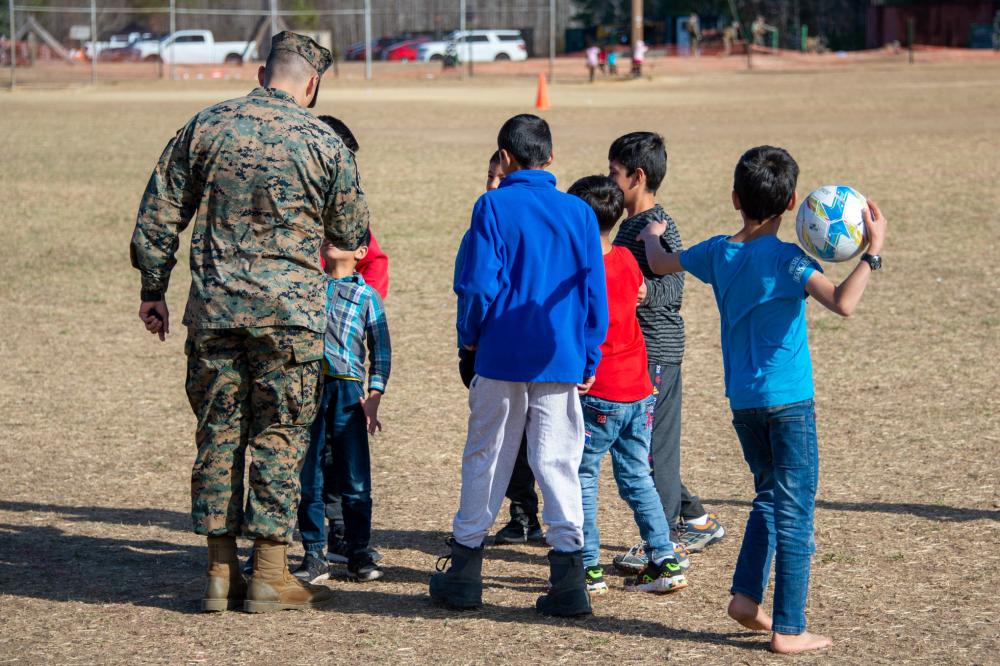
[639,146,887,654]
[431,114,608,617]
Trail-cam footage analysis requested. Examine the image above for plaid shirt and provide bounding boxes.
[323,273,390,393]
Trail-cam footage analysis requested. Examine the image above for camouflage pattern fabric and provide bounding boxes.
[186,326,324,543]
[129,86,369,333]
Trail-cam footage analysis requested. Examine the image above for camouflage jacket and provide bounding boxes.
[130,87,369,333]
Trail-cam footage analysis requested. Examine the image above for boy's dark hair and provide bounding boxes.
[733,146,799,222]
[608,131,667,193]
[497,114,551,169]
[489,150,501,166]
[568,175,624,231]
[317,115,359,153]
[332,226,370,252]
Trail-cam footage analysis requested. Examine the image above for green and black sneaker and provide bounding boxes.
[624,557,688,594]
[585,565,608,595]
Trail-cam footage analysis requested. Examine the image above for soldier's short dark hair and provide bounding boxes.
[497,114,552,169]
[317,115,359,152]
[567,175,624,231]
[262,48,315,85]
[608,131,667,194]
[733,146,799,222]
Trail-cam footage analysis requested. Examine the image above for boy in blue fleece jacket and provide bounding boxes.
[431,114,608,617]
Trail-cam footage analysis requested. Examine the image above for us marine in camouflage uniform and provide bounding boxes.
[130,32,368,613]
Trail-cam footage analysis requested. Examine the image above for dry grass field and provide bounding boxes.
[1,57,999,664]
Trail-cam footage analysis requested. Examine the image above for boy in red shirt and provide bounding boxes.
[567,176,688,596]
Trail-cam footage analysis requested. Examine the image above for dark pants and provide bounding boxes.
[459,348,538,520]
[298,377,371,557]
[649,363,707,535]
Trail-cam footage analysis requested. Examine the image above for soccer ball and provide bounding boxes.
[795,185,868,262]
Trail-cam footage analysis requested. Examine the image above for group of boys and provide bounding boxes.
[138,29,888,652]
[432,113,887,654]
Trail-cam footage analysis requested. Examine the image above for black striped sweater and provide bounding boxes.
[612,204,685,366]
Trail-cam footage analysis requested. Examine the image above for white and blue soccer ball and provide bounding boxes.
[795,185,868,262]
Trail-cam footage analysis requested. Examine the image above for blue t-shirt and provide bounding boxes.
[680,235,822,410]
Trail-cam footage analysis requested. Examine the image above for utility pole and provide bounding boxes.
[89,0,97,84]
[269,0,277,42]
[364,0,372,80]
[8,0,15,89]
[548,0,555,82]
[167,0,175,80]
[630,0,642,58]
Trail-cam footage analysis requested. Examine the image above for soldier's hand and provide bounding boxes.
[139,300,169,342]
[360,390,383,435]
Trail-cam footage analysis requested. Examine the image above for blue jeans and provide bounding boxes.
[578,394,674,568]
[297,378,371,558]
[729,399,818,635]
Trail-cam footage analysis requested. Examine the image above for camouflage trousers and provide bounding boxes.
[185,326,324,544]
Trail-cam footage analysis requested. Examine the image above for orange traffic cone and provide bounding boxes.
[535,72,551,111]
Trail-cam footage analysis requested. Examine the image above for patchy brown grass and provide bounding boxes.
[1,59,999,665]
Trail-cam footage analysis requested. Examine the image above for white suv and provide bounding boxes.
[417,30,528,63]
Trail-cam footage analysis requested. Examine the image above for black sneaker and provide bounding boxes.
[292,551,330,584]
[624,557,688,594]
[585,565,608,595]
[493,516,544,545]
[325,538,350,564]
[348,552,384,582]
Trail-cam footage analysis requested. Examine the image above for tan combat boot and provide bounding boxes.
[202,535,246,612]
[244,539,333,613]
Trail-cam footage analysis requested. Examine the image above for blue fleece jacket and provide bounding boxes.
[454,170,608,383]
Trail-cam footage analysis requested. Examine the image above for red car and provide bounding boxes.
[382,38,428,62]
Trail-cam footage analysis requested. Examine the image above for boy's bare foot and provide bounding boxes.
[770,631,833,654]
[727,593,772,631]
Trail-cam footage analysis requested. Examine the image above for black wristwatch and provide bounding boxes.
[861,253,881,271]
[141,289,164,302]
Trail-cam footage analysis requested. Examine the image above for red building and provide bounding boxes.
[867,0,999,48]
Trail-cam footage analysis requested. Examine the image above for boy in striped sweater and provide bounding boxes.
[608,132,725,572]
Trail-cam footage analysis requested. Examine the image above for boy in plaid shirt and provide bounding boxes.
[294,228,391,583]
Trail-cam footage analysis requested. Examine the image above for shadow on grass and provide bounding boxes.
[337,563,546,593]
[321,588,769,650]
[0,522,204,613]
[0,521,765,651]
[0,500,189,531]
[705,498,1000,522]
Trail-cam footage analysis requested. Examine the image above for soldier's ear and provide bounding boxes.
[306,74,320,109]
[257,66,266,87]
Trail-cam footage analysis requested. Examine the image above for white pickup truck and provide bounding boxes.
[135,30,257,65]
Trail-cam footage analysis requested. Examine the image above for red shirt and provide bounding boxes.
[588,246,653,402]
[320,232,390,299]
[357,233,389,299]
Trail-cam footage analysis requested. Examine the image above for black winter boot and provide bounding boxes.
[536,549,592,617]
[429,538,483,609]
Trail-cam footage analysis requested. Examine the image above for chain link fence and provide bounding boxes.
[3,0,565,88]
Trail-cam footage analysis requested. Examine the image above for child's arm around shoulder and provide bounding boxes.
[637,218,683,275]
[805,200,887,317]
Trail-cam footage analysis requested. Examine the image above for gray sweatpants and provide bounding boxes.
[452,376,585,552]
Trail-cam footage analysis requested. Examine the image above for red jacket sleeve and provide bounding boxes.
[357,232,389,299]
